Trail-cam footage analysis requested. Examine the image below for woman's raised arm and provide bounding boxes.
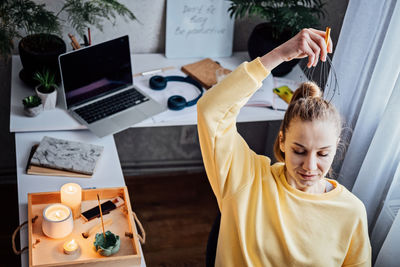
[261,28,332,70]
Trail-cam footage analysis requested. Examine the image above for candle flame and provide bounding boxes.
[68,239,76,246]
[55,210,62,219]
[65,239,77,250]
[67,185,76,193]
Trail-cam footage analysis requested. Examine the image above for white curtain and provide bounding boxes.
[374,196,400,266]
[326,0,400,265]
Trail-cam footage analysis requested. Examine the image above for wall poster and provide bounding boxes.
[166,0,234,58]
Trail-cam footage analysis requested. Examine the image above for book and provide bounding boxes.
[246,76,302,110]
[28,136,104,177]
[26,145,91,178]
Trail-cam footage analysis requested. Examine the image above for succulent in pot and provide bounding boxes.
[33,69,58,110]
[22,95,43,117]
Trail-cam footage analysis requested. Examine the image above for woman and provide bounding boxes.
[197,28,371,266]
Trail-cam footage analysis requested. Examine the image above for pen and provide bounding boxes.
[142,69,163,76]
[83,35,89,46]
[70,42,78,50]
[133,66,175,77]
[88,28,91,45]
[68,33,81,49]
[83,187,96,190]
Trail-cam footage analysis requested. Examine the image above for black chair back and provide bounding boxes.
[205,211,221,267]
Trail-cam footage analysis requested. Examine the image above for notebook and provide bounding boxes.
[58,35,166,137]
[27,136,103,177]
[26,145,92,178]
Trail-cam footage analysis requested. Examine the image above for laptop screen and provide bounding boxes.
[59,35,132,108]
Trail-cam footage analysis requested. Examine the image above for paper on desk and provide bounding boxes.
[246,75,275,108]
[133,69,201,123]
[245,75,302,111]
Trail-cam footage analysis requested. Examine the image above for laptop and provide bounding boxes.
[58,35,166,137]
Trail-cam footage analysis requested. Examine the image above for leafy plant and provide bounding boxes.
[22,95,42,108]
[0,0,136,58]
[33,69,57,93]
[0,0,59,58]
[227,0,326,39]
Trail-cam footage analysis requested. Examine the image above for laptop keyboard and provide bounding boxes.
[75,88,149,124]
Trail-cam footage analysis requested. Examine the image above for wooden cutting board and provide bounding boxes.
[181,58,231,89]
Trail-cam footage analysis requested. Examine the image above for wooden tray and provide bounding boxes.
[28,187,141,267]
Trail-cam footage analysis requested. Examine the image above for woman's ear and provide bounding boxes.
[279,131,285,153]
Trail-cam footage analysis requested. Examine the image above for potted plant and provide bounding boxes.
[22,95,43,117]
[228,0,327,76]
[33,69,58,110]
[0,0,136,85]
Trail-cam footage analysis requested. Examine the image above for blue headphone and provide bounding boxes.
[149,75,203,111]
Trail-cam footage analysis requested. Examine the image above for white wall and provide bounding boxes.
[38,0,262,54]
[32,0,348,54]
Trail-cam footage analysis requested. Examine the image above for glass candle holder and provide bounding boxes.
[63,239,79,255]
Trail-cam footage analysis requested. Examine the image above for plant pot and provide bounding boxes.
[18,33,66,86]
[247,23,300,77]
[24,104,43,117]
[35,85,57,110]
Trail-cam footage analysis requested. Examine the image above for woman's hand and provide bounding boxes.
[260,28,333,71]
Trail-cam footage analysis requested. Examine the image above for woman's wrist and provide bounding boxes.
[259,47,285,72]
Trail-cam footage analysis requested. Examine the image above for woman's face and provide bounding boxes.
[280,118,339,193]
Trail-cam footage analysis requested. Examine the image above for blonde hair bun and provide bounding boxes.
[290,81,322,104]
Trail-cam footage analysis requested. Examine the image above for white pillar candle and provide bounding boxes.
[42,203,73,239]
[60,183,82,219]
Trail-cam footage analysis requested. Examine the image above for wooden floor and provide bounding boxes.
[125,171,219,267]
[2,171,219,267]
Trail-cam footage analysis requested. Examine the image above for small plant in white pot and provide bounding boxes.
[22,95,43,117]
[33,69,58,110]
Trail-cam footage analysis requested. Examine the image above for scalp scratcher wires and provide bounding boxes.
[301,27,340,102]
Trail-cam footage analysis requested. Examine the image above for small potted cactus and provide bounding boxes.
[33,69,58,110]
[22,95,43,117]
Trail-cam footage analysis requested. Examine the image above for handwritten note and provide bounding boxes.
[166,0,234,58]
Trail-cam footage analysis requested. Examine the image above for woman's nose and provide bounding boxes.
[303,154,318,171]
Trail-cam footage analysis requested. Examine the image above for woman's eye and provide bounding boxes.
[293,150,305,155]
[318,152,329,157]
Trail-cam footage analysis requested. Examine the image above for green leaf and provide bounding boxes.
[226,0,326,38]
[64,0,136,37]
[23,95,42,108]
[33,69,57,93]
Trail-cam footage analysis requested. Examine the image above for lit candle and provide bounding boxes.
[63,239,79,255]
[61,183,82,219]
[42,203,73,239]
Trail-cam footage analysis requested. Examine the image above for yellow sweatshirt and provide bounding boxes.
[197,58,371,267]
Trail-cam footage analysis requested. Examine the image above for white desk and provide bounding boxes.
[15,131,146,267]
[11,52,303,266]
[9,52,305,132]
